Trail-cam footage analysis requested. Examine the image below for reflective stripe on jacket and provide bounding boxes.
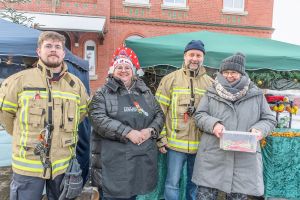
[0,60,89,179]
[156,66,213,153]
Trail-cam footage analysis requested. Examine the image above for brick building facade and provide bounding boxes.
[2,0,274,92]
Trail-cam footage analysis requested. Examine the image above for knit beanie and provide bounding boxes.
[219,52,246,75]
[184,40,205,54]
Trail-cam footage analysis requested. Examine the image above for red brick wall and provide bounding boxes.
[2,0,108,16]
[111,0,273,27]
[1,0,274,93]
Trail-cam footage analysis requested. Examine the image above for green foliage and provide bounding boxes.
[0,0,34,26]
[141,65,177,93]
[141,65,300,92]
[248,70,300,88]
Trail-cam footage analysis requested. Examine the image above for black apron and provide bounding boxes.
[101,92,158,198]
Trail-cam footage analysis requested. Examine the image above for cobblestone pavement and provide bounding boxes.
[0,166,12,200]
[0,167,262,200]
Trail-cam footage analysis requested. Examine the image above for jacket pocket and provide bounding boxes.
[28,107,45,128]
[62,99,77,133]
[61,135,76,148]
[16,141,39,160]
[28,99,46,131]
[173,97,190,132]
[177,97,190,117]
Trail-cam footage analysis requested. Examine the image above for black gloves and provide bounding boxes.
[187,106,196,117]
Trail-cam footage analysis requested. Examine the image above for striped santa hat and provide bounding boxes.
[108,46,144,77]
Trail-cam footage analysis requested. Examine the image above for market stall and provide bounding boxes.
[261,90,300,199]
[126,31,300,200]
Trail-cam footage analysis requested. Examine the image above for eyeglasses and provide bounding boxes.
[222,71,240,77]
[115,65,132,71]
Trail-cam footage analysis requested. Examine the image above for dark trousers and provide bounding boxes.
[10,172,64,200]
[102,195,137,200]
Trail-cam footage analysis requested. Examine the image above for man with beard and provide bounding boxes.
[0,31,89,200]
[156,40,213,200]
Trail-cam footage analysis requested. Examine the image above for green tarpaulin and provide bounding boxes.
[262,129,300,199]
[125,31,300,71]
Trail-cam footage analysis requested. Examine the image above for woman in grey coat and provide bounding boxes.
[89,47,164,200]
[192,53,276,200]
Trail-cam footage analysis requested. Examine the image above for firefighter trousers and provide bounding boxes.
[10,172,65,200]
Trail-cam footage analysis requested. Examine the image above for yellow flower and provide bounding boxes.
[260,138,267,148]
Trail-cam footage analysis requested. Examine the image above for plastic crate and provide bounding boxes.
[220,130,257,153]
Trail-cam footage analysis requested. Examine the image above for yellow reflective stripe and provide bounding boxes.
[1,106,17,112]
[155,93,171,106]
[18,91,48,99]
[168,137,199,150]
[0,98,18,112]
[19,98,29,158]
[52,155,72,174]
[160,126,166,136]
[79,105,87,113]
[53,90,80,98]
[173,87,206,95]
[173,87,189,90]
[12,155,44,172]
[19,90,80,103]
[79,105,86,109]
[171,94,178,138]
[195,88,206,93]
[12,154,74,174]
[74,101,79,143]
[0,98,17,107]
[173,90,190,95]
[160,130,166,136]
[52,91,80,103]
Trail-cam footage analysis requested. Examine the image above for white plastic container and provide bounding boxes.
[220,130,257,153]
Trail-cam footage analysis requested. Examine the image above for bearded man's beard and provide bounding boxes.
[41,57,63,68]
[187,61,203,71]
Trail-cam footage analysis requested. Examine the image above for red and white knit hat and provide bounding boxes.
[108,46,144,76]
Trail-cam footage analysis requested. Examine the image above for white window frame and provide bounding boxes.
[163,0,186,7]
[123,0,151,8]
[124,0,149,4]
[126,35,143,41]
[223,0,245,12]
[84,40,97,79]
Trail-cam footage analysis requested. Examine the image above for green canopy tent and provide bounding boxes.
[128,31,300,200]
[125,31,300,71]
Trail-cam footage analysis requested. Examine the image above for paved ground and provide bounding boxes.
[0,166,12,200]
[0,166,261,200]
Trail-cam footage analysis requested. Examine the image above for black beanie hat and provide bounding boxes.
[184,40,205,54]
[219,52,246,75]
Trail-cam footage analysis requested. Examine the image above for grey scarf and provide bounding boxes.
[214,72,250,101]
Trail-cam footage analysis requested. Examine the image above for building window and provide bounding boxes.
[123,0,151,8]
[223,0,244,12]
[163,0,186,7]
[126,35,143,40]
[84,40,97,78]
[124,0,149,3]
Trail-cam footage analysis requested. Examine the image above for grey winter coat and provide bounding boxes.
[89,76,164,198]
[192,82,276,196]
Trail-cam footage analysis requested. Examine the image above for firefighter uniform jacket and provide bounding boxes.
[155,66,212,154]
[0,60,89,179]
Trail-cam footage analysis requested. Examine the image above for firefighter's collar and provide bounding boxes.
[37,60,68,80]
[182,64,206,78]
